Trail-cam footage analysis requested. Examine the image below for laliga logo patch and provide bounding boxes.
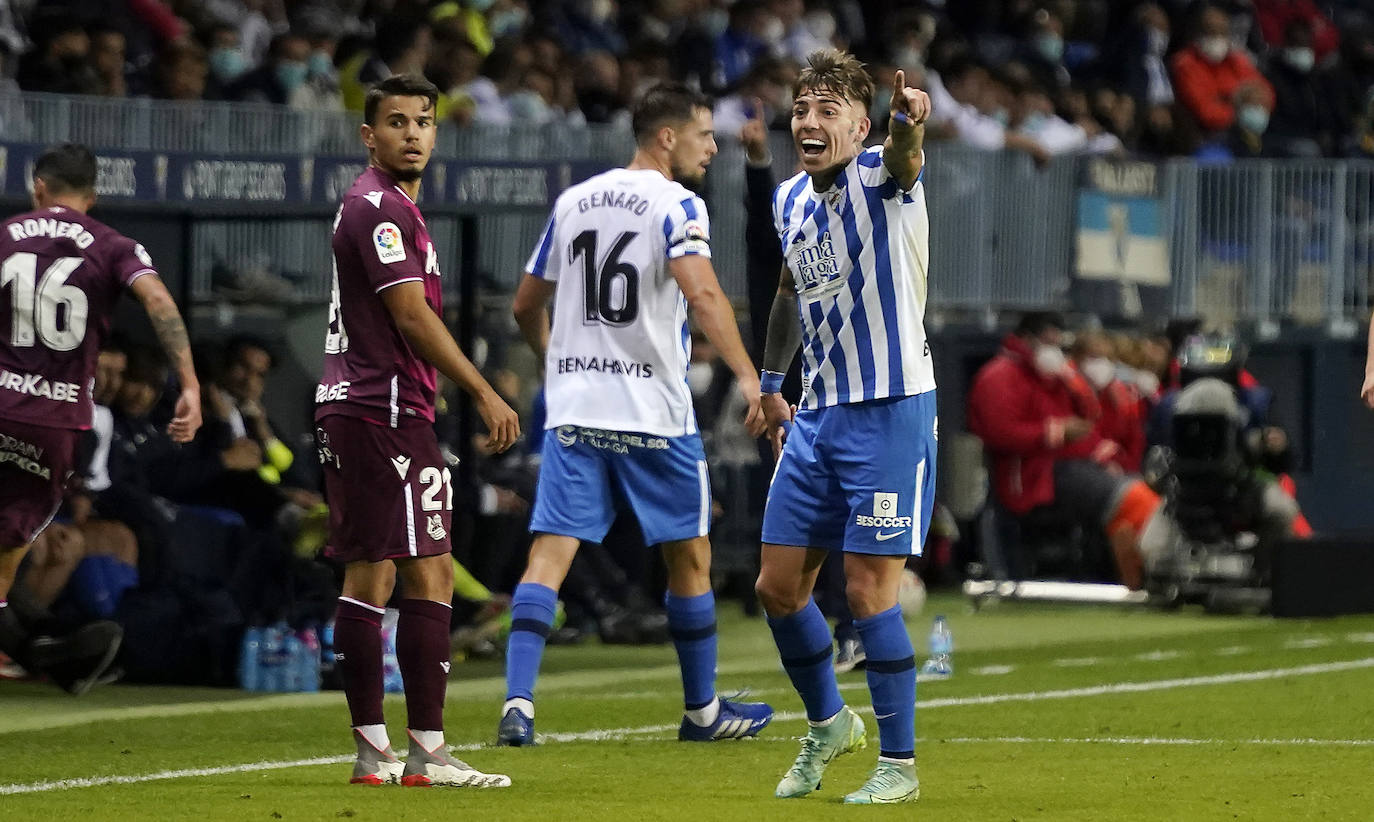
[134,243,154,267]
[874,492,898,517]
[373,221,406,264]
[556,426,578,447]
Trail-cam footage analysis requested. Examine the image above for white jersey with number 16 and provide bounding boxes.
[526,168,710,437]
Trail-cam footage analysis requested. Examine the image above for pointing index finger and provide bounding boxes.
[894,69,905,93]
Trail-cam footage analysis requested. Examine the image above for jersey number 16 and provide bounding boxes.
[572,229,640,327]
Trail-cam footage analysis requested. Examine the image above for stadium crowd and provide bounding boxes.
[0,1,1370,160]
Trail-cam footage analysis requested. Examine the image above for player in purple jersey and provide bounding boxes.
[0,143,200,693]
[316,74,518,789]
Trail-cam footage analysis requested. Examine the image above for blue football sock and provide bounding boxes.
[665,591,717,710]
[503,582,558,703]
[854,604,916,760]
[767,599,844,722]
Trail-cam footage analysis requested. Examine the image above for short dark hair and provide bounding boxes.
[224,334,276,370]
[631,82,713,144]
[1014,311,1065,337]
[794,49,875,114]
[34,143,98,195]
[364,73,440,126]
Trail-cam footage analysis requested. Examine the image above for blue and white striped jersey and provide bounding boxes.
[526,168,710,436]
[773,145,936,410]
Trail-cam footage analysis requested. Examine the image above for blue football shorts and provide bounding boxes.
[762,391,937,556]
[530,425,711,546]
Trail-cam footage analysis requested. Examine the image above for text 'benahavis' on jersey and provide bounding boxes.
[772,145,936,409]
[317,166,443,427]
[0,206,158,430]
[526,168,711,437]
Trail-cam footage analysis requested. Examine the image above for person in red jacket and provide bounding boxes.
[967,313,1158,588]
[1254,0,1339,63]
[1171,4,1274,141]
[1072,330,1146,474]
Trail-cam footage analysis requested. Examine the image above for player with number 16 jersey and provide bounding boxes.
[497,84,771,748]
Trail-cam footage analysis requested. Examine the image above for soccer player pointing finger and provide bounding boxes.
[756,50,936,804]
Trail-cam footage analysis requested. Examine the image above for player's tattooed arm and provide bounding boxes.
[884,69,930,191]
[130,273,202,442]
[149,306,191,364]
[761,263,801,376]
[760,263,801,457]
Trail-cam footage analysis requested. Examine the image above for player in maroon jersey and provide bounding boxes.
[316,74,519,787]
[0,143,200,693]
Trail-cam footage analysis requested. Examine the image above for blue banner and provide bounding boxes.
[0,143,610,208]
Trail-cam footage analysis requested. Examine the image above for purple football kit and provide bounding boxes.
[315,167,453,564]
[0,206,157,546]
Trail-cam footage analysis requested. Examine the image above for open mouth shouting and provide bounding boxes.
[799,138,827,158]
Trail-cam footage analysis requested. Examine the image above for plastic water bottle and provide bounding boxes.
[282,629,304,692]
[239,626,263,691]
[920,614,953,679]
[381,608,404,693]
[319,619,335,674]
[260,623,285,692]
[299,627,321,692]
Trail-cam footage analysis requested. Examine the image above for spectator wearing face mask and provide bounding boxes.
[1171,4,1274,143]
[1264,19,1338,157]
[1072,331,1146,474]
[229,31,311,106]
[1254,0,1339,63]
[967,313,1161,588]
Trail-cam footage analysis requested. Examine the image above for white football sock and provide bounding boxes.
[684,695,720,727]
[353,724,391,753]
[502,697,534,719]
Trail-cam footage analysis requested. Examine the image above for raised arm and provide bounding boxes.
[380,281,519,452]
[669,254,765,437]
[883,69,931,191]
[129,274,200,443]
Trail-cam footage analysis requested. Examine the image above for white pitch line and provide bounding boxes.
[4,657,1372,796]
[940,736,1374,747]
[918,657,1374,709]
[1283,637,1334,649]
[968,665,1015,676]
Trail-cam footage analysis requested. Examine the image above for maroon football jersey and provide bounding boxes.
[316,167,442,426]
[0,206,157,430]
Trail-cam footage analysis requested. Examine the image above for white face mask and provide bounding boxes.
[1284,46,1315,73]
[1197,35,1229,63]
[760,17,785,44]
[1033,344,1067,377]
[1081,356,1115,390]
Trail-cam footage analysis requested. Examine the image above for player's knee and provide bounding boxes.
[843,584,889,620]
[754,574,803,616]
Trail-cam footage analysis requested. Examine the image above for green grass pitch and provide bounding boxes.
[3,593,1373,821]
